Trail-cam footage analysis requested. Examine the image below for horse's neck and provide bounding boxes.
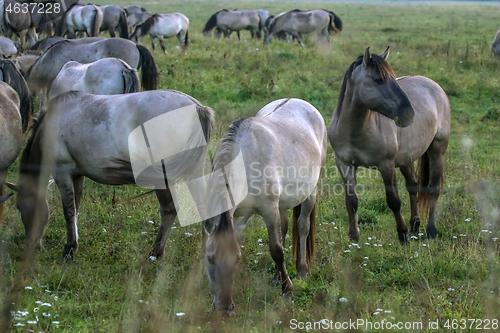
[335,88,373,134]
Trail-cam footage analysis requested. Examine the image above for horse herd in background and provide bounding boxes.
[0,0,468,316]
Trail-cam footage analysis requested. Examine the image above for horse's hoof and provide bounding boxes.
[410,217,421,235]
[398,232,409,245]
[348,232,360,242]
[426,229,437,239]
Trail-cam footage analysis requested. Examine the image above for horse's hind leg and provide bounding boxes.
[291,32,305,47]
[150,36,155,51]
[337,159,359,241]
[152,188,177,258]
[272,210,289,287]
[379,163,409,244]
[53,172,79,261]
[294,193,316,278]
[319,27,330,43]
[108,28,116,38]
[400,164,420,235]
[262,206,293,294]
[158,36,167,54]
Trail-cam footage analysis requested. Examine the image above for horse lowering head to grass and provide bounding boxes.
[203,98,326,315]
[328,47,450,244]
[203,9,262,40]
[264,9,342,46]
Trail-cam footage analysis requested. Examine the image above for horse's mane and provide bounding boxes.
[269,9,301,33]
[0,59,32,132]
[25,40,70,80]
[212,117,248,172]
[133,13,160,37]
[336,53,395,116]
[20,110,47,169]
[29,36,59,51]
[203,9,229,32]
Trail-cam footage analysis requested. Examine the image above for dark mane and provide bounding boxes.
[133,13,160,37]
[203,9,228,32]
[0,59,32,132]
[25,40,70,80]
[20,110,46,169]
[336,53,395,115]
[212,117,249,171]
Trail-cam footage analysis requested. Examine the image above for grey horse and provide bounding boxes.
[99,5,129,38]
[263,9,342,46]
[15,90,214,260]
[328,47,451,243]
[29,36,105,52]
[49,58,139,99]
[0,0,37,48]
[55,3,103,38]
[0,36,20,57]
[203,98,326,314]
[203,9,262,39]
[25,38,157,108]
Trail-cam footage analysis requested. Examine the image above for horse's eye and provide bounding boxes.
[374,78,384,84]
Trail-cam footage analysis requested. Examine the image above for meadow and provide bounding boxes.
[2,1,500,332]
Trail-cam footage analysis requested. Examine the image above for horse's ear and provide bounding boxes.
[380,46,390,60]
[363,47,371,67]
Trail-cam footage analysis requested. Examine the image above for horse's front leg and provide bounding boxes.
[236,30,240,40]
[53,171,79,261]
[263,206,293,294]
[337,159,359,241]
[272,209,289,287]
[319,27,330,43]
[291,32,305,47]
[150,35,155,51]
[400,164,420,235]
[152,188,177,258]
[379,163,409,244]
[158,36,167,54]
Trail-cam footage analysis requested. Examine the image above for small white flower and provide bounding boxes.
[482,230,489,233]
[254,260,258,264]
[176,312,185,316]
[378,244,382,247]
[411,236,418,239]
[14,323,24,327]
[256,253,263,255]
[148,220,154,224]
[364,257,369,260]
[373,312,380,315]
[453,236,457,239]
[35,301,42,304]
[27,320,37,324]
[448,288,455,291]
[42,313,51,317]
[464,218,471,222]
[149,256,156,261]
[418,233,424,236]
[139,300,143,303]
[344,250,350,253]
[460,234,466,237]
[339,297,348,302]
[33,307,38,313]
[365,243,370,245]
[258,239,263,243]
[368,237,372,240]
[422,244,427,247]
[103,228,106,233]
[52,321,60,325]
[376,308,383,312]
[25,286,32,290]
[185,232,193,237]
[41,303,51,307]
[384,310,391,313]
[141,232,147,235]
[328,242,335,245]
[493,238,498,241]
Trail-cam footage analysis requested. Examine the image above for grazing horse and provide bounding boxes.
[29,36,105,52]
[0,36,20,57]
[0,0,37,48]
[55,3,103,38]
[126,10,151,35]
[131,13,189,54]
[328,47,450,243]
[15,90,214,260]
[203,9,262,39]
[0,60,32,220]
[49,58,139,99]
[25,38,157,108]
[203,98,326,314]
[99,5,129,39]
[264,9,342,46]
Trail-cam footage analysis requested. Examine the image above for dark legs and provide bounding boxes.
[379,163,409,244]
[152,188,177,258]
[426,142,447,239]
[272,209,289,287]
[400,163,420,234]
[108,28,116,38]
[296,194,316,278]
[337,159,359,241]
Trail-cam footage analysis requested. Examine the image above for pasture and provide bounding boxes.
[2,0,500,332]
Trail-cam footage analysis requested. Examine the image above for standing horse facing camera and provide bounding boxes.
[15,90,214,260]
[131,13,189,54]
[203,9,262,39]
[55,3,103,38]
[328,47,450,243]
[203,98,326,314]
[264,9,342,46]
[49,58,139,99]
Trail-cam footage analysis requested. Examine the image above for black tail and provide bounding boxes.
[89,6,100,37]
[122,67,140,93]
[182,30,189,54]
[324,10,342,34]
[55,3,78,37]
[136,44,157,90]
[118,9,129,39]
[256,16,262,39]
[0,60,32,132]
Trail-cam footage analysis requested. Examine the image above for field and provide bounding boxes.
[2,0,500,332]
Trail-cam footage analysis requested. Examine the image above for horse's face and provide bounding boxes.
[16,181,50,248]
[203,214,241,315]
[353,48,414,127]
[263,31,273,44]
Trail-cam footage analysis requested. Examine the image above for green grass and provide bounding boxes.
[2,1,500,332]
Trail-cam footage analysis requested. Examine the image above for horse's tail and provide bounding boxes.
[118,9,129,39]
[136,44,157,90]
[326,10,342,34]
[40,13,53,36]
[292,203,316,271]
[256,15,262,39]
[417,151,443,217]
[122,67,140,94]
[89,6,100,37]
[55,2,77,36]
[182,29,189,54]
[0,60,32,132]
